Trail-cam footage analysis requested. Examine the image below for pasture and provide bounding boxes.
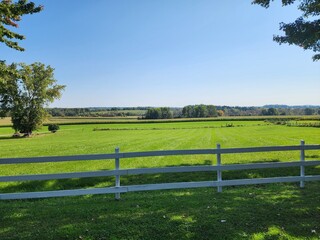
[0,119,320,239]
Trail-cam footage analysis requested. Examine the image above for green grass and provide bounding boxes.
[0,121,319,239]
[1,183,320,240]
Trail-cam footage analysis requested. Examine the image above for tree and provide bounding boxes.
[261,107,278,115]
[145,108,160,119]
[0,0,43,51]
[182,105,219,118]
[182,105,193,118]
[268,107,278,115]
[48,124,59,133]
[160,107,173,119]
[144,107,173,119]
[0,62,65,135]
[207,105,218,117]
[261,109,268,115]
[304,108,315,115]
[253,0,320,61]
[217,109,224,116]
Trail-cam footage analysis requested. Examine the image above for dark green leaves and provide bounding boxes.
[0,0,43,51]
[275,18,320,61]
[253,0,320,61]
[0,62,65,134]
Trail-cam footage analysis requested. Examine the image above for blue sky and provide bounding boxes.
[3,0,320,107]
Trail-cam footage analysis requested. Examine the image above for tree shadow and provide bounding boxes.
[0,176,115,194]
[0,182,319,240]
[0,135,36,141]
[0,136,24,141]
[306,154,320,159]
[0,132,51,141]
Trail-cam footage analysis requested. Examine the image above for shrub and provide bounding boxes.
[48,124,60,133]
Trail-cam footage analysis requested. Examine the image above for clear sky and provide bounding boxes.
[2,0,320,107]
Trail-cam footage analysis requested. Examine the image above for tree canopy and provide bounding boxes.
[261,107,279,116]
[0,0,43,51]
[253,0,320,61]
[0,62,65,135]
[182,105,218,118]
[144,107,173,119]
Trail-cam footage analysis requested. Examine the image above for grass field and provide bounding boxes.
[1,115,319,127]
[0,120,320,239]
[0,116,140,126]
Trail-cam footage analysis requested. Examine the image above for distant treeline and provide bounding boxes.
[263,105,319,109]
[46,108,147,117]
[143,105,220,119]
[143,106,320,119]
[215,106,320,117]
[45,106,320,119]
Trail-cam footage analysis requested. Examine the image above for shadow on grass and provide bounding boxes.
[0,136,23,141]
[0,132,51,141]
[0,182,319,240]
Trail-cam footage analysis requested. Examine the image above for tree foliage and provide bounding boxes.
[253,0,320,61]
[0,62,65,135]
[261,107,279,115]
[0,0,43,51]
[304,107,315,115]
[48,124,59,133]
[144,107,173,119]
[182,105,218,118]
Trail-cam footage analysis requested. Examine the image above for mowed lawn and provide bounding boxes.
[0,120,319,239]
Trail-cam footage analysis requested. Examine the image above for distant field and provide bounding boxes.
[46,116,139,124]
[2,115,320,127]
[0,120,319,239]
[0,116,140,127]
[0,117,11,126]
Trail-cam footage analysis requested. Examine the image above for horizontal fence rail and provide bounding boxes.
[0,140,319,200]
[1,145,319,165]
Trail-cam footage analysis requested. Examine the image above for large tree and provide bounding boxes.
[0,62,65,135]
[253,0,320,61]
[0,0,42,51]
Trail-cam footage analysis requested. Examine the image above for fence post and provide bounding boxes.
[300,140,305,188]
[115,147,121,200]
[217,143,222,192]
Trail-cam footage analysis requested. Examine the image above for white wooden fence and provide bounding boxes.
[0,140,319,200]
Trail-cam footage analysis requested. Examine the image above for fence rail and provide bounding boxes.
[0,140,319,200]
